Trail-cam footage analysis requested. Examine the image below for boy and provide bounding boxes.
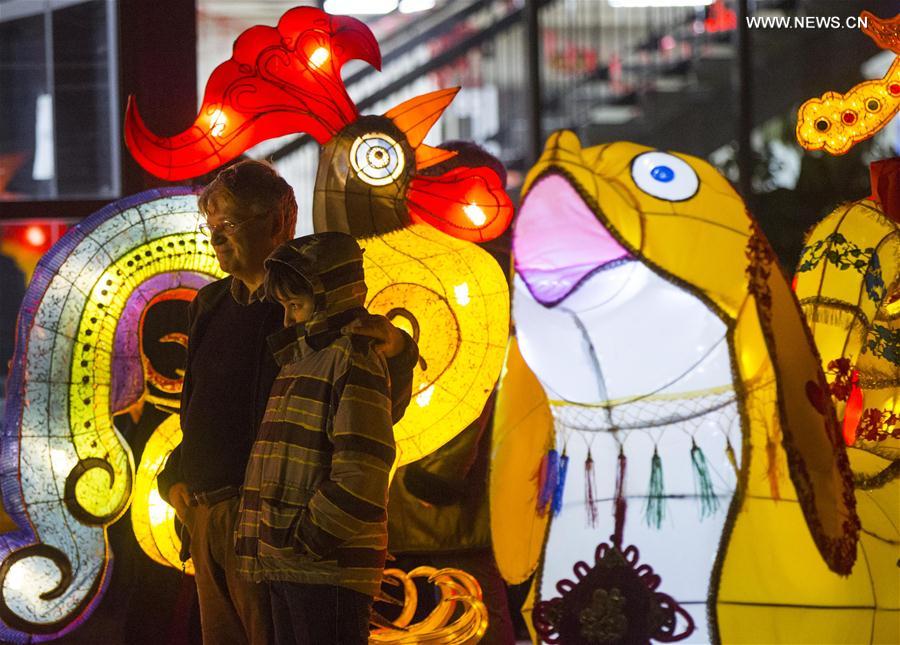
[235,232,403,645]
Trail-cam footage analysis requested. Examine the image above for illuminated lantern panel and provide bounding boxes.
[794,195,900,642]
[494,132,862,644]
[360,224,509,465]
[0,189,223,642]
[489,336,554,587]
[130,416,194,575]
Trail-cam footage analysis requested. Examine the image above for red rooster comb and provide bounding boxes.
[125,7,379,181]
[126,7,513,243]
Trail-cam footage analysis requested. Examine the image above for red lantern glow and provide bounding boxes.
[842,370,863,445]
[407,166,513,243]
[24,225,47,248]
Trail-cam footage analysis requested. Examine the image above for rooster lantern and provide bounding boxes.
[125,7,513,465]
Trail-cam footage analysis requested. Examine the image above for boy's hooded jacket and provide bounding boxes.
[235,232,404,596]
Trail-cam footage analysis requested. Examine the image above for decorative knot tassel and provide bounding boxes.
[551,452,569,517]
[690,439,720,519]
[584,451,599,528]
[644,447,666,529]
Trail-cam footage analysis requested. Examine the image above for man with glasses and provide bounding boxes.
[158,160,416,645]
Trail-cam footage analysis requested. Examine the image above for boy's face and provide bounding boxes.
[273,287,316,327]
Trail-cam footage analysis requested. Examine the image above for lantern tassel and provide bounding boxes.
[690,440,720,519]
[584,450,599,528]
[551,451,569,516]
[644,447,665,529]
[612,448,627,547]
[765,432,781,501]
[537,449,559,516]
[725,437,740,482]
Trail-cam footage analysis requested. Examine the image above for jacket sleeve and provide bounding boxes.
[402,394,494,506]
[158,294,201,504]
[385,330,417,424]
[294,351,396,559]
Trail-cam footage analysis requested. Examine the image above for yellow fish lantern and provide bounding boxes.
[797,11,900,155]
[493,131,861,643]
[794,159,900,644]
[0,189,223,640]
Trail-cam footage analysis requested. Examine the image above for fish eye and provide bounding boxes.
[630,151,699,202]
[815,118,830,132]
[350,133,405,186]
[866,99,881,113]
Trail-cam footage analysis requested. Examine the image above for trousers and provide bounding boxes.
[185,496,272,645]
[269,581,372,645]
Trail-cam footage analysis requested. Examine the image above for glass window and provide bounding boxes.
[0,0,118,200]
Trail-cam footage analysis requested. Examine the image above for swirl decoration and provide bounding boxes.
[129,416,194,575]
[797,11,900,155]
[370,566,488,644]
[533,541,694,644]
[0,189,222,641]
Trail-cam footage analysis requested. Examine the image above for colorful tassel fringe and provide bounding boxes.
[551,452,569,517]
[584,450,599,528]
[644,447,666,529]
[612,448,627,547]
[765,432,781,501]
[725,437,739,480]
[537,449,559,515]
[690,440,720,519]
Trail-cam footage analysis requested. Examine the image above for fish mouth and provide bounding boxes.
[513,172,633,307]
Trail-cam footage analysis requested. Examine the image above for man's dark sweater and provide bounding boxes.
[158,276,416,500]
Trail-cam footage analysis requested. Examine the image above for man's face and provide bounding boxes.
[205,198,278,282]
[273,287,316,327]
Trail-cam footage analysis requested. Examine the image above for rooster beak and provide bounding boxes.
[385,87,460,170]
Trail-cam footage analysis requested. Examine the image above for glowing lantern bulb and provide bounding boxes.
[454,282,470,306]
[25,225,47,247]
[416,384,435,408]
[310,47,330,67]
[210,109,226,137]
[463,203,487,226]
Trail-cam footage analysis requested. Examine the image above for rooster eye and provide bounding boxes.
[350,133,405,186]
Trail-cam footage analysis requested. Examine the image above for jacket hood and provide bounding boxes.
[265,232,367,340]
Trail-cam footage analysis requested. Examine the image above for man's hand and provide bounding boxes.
[342,313,406,358]
[167,482,191,522]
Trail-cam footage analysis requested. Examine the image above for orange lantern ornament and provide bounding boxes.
[797,11,900,155]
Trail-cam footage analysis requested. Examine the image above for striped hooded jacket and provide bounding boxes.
[235,232,401,597]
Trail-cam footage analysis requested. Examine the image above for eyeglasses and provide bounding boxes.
[198,215,266,238]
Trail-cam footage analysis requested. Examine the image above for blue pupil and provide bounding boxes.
[650,165,675,183]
